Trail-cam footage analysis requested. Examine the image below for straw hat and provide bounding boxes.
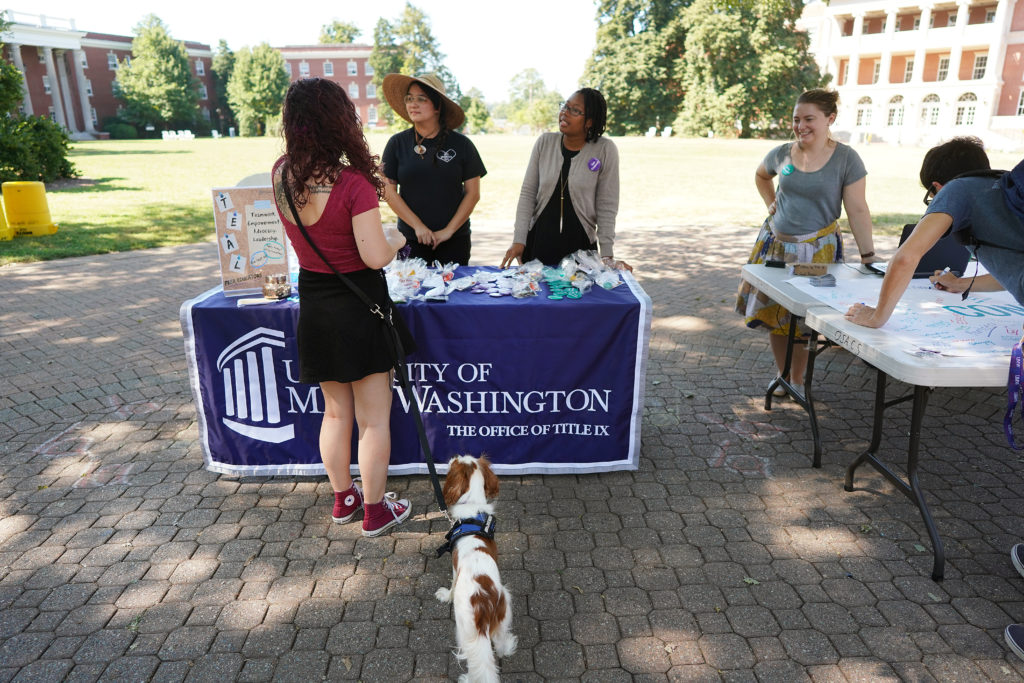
[381,72,465,131]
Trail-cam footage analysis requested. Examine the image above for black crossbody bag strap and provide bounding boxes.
[281,181,447,514]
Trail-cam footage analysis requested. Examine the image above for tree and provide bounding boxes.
[319,20,361,44]
[676,0,824,138]
[459,88,490,134]
[226,43,289,136]
[211,40,236,133]
[0,14,24,114]
[115,15,199,130]
[503,69,562,134]
[370,3,461,124]
[582,0,688,135]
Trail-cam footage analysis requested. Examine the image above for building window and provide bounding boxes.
[108,53,118,70]
[872,61,880,84]
[913,16,921,30]
[284,62,292,77]
[1017,90,1024,116]
[349,83,359,99]
[199,84,208,100]
[80,53,88,68]
[347,60,357,76]
[90,107,97,126]
[985,9,996,22]
[955,92,977,125]
[195,59,205,76]
[48,106,55,120]
[123,56,131,67]
[856,96,872,126]
[299,61,309,76]
[323,61,333,76]
[366,83,376,99]
[112,79,119,95]
[42,75,51,95]
[365,62,374,75]
[842,62,849,85]
[368,105,378,124]
[937,56,950,81]
[85,79,93,96]
[202,107,211,121]
[904,59,914,83]
[922,94,940,125]
[37,47,46,63]
[929,13,936,28]
[973,54,987,80]
[887,96,904,126]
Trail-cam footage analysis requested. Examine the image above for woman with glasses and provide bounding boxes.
[736,88,877,397]
[381,73,486,265]
[501,88,631,270]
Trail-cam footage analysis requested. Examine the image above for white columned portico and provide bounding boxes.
[41,46,68,128]
[946,0,971,81]
[7,43,33,115]
[72,49,96,133]
[848,13,865,85]
[911,4,932,82]
[55,50,79,133]
[878,8,898,85]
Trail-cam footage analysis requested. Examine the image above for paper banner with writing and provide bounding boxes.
[211,186,291,296]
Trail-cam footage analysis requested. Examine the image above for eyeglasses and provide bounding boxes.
[404,95,431,105]
[559,102,584,117]
[923,185,935,205]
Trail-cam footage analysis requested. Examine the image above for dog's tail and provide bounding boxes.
[457,635,500,683]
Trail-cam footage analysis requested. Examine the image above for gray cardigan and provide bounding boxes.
[513,133,620,257]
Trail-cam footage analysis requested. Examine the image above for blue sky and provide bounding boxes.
[5,0,599,102]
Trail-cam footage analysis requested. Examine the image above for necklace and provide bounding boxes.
[413,126,438,158]
[559,165,569,234]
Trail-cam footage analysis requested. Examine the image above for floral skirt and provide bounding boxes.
[735,218,843,337]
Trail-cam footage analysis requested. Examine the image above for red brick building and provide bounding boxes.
[2,12,215,138]
[2,12,386,138]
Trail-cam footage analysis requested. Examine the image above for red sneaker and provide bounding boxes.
[362,492,411,537]
[332,483,363,524]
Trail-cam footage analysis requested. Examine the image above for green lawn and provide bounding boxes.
[1,134,1020,265]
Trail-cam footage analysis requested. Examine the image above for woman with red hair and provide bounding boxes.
[272,78,414,537]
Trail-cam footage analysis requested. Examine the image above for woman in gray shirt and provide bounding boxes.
[736,89,878,396]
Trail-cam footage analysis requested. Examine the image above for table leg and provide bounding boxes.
[764,315,799,411]
[844,372,943,580]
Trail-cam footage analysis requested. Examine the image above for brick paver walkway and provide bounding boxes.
[1,223,1022,681]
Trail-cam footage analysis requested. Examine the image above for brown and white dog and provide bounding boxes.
[435,455,517,683]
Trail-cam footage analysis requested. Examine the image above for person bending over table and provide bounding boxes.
[500,88,632,271]
[381,72,486,266]
[845,137,1024,327]
[737,88,877,397]
[272,78,414,537]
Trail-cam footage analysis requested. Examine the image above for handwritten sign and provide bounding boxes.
[211,187,292,297]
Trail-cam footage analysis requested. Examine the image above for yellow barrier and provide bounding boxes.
[0,196,11,241]
[2,181,58,236]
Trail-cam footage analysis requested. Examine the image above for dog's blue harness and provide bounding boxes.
[436,512,496,557]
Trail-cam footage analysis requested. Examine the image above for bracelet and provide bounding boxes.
[859,251,875,259]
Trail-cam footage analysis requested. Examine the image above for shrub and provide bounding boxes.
[104,122,138,139]
[0,114,77,183]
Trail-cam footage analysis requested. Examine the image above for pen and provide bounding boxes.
[932,267,951,290]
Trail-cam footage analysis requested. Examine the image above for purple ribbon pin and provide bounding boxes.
[587,157,601,171]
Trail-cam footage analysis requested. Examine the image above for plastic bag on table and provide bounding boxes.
[448,275,476,292]
[594,269,622,289]
[574,250,605,274]
[571,275,594,295]
[432,261,459,281]
[512,276,540,298]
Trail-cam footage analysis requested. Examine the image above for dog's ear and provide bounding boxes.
[443,459,470,507]
[479,456,499,500]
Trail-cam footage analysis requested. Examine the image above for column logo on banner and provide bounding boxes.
[216,327,296,443]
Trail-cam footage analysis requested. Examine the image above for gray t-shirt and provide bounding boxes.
[926,175,1024,305]
[762,142,867,236]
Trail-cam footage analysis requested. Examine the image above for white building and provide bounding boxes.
[799,0,1024,150]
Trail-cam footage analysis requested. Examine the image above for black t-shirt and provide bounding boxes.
[524,143,594,265]
[382,128,486,244]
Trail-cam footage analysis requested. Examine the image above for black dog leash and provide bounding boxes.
[281,181,447,515]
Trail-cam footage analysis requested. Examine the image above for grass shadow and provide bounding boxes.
[68,148,193,157]
[47,177,141,194]
[873,213,921,235]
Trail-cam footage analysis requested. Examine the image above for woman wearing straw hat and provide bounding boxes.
[381,73,486,265]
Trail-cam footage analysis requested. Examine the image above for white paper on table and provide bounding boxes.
[788,277,1023,357]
